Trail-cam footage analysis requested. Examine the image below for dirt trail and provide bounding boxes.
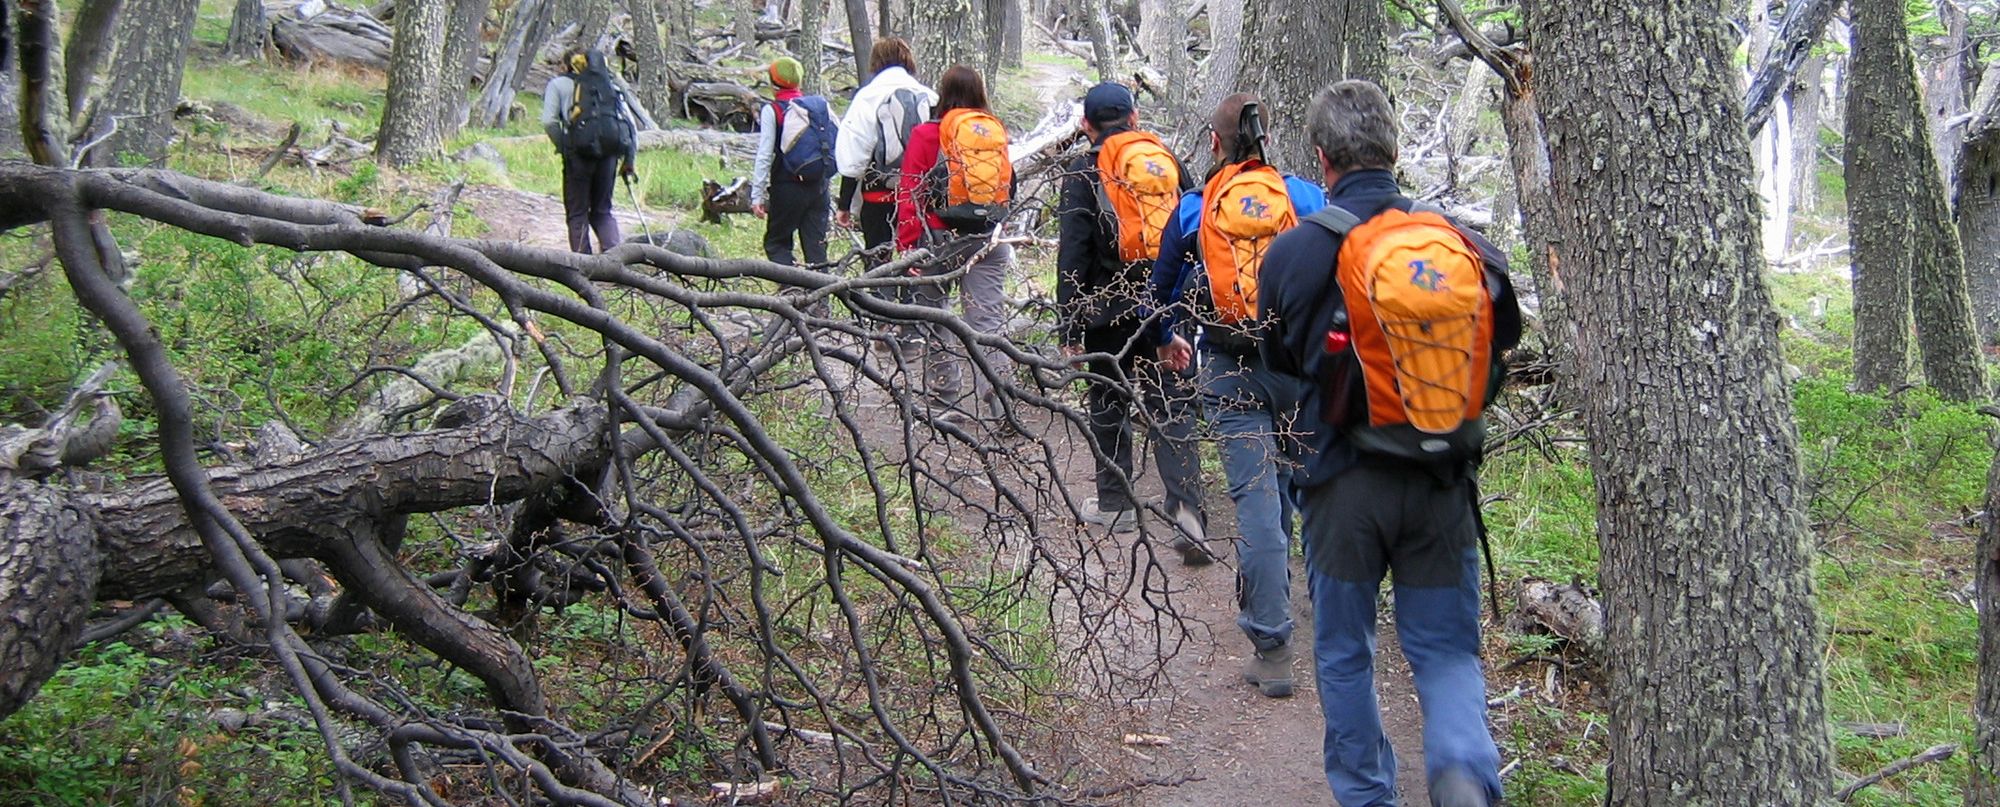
[457,48,1439,805]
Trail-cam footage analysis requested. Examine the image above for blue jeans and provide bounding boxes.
[1303,465,1501,805]
[1198,347,1296,651]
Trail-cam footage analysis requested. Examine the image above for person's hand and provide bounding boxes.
[752,204,768,219]
[1157,335,1193,373]
[836,210,854,229]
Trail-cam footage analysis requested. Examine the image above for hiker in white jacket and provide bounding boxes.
[833,38,936,261]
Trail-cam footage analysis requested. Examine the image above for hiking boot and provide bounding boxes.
[1079,498,1137,533]
[1169,503,1215,566]
[1431,769,1493,807]
[1241,644,1295,698]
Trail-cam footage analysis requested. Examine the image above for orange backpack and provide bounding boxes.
[929,108,1013,230]
[1198,160,1298,324]
[1308,204,1500,462]
[1095,131,1183,263]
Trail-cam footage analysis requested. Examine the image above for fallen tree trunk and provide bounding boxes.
[269,0,393,72]
[0,481,98,719]
[1514,577,1604,656]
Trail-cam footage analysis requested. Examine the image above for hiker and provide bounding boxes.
[834,38,935,259]
[541,48,640,254]
[1147,92,1327,698]
[893,64,1015,421]
[1258,80,1521,807]
[1056,81,1209,542]
[750,57,836,267]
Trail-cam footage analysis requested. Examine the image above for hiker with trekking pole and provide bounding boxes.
[1256,79,1522,807]
[541,47,642,254]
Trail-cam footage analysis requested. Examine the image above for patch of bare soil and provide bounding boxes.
[460,184,672,250]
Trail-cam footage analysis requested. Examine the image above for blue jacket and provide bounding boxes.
[1146,174,1327,349]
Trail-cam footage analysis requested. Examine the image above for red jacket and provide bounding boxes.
[894,121,946,251]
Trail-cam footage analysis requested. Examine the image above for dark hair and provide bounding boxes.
[1306,80,1398,173]
[870,38,916,77]
[935,65,989,114]
[1211,92,1263,163]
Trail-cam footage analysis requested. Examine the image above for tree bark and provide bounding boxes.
[1959,63,2000,345]
[843,0,871,80]
[627,0,670,117]
[1237,0,1340,176]
[1974,421,2000,803]
[1844,0,1915,393]
[1787,49,1827,219]
[1743,0,1840,132]
[1136,0,1184,118]
[1524,0,1837,803]
[1924,0,1971,188]
[63,0,124,122]
[0,481,97,721]
[475,0,553,129]
[913,0,976,81]
[438,0,493,138]
[1341,0,1386,87]
[999,0,1022,68]
[224,0,268,60]
[1847,0,1984,400]
[797,0,824,91]
[89,0,199,166]
[377,0,451,167]
[1084,0,1114,80]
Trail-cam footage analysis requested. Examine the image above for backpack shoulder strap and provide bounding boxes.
[1303,206,1362,236]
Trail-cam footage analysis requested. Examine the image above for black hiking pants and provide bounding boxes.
[562,155,623,254]
[1079,327,1207,521]
[763,178,831,267]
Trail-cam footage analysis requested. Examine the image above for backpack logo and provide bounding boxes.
[1198,161,1297,324]
[1409,259,1445,292]
[1094,131,1183,264]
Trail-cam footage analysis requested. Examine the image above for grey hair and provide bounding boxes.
[1305,80,1398,173]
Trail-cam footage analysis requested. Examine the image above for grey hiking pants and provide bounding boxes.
[913,237,1013,414]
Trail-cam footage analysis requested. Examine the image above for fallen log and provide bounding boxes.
[701,177,751,223]
[1514,578,1604,656]
[269,0,393,73]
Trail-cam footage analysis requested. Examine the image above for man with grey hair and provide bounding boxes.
[1257,79,1520,807]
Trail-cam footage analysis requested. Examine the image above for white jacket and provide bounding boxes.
[834,66,937,180]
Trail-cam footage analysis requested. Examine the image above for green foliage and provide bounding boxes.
[0,622,347,805]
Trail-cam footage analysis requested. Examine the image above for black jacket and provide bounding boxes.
[1055,129,1193,345]
[1257,169,1522,488]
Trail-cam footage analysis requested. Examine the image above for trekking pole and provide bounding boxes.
[623,174,656,243]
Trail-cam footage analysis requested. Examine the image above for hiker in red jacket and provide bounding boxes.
[891,65,1014,423]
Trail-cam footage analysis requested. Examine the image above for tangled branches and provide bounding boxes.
[0,158,1210,805]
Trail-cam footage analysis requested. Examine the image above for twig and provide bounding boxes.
[1834,744,1957,801]
[255,122,305,181]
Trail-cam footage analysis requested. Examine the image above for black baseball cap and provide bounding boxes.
[1083,82,1136,125]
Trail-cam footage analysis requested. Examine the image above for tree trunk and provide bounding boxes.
[1000,0,1022,67]
[577,0,614,46]
[1974,422,2000,803]
[1341,0,1386,87]
[475,0,552,129]
[1847,0,1983,400]
[843,0,871,80]
[913,0,976,81]
[627,0,671,116]
[1924,0,1971,188]
[1787,49,1827,219]
[1523,0,1837,803]
[0,481,97,721]
[64,0,124,122]
[1845,0,1914,393]
[377,0,450,167]
[1959,63,2000,345]
[1136,0,1185,118]
[224,0,268,60]
[797,0,824,91]
[1238,0,1341,176]
[439,0,493,138]
[1084,0,1114,80]
[89,0,199,166]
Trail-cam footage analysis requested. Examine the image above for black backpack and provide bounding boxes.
[566,54,634,161]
